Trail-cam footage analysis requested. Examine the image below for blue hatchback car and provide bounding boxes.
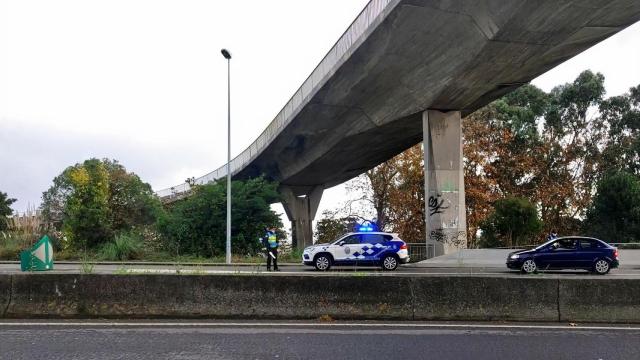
[506,237,619,275]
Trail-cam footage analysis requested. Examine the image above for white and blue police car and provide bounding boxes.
[302,231,410,271]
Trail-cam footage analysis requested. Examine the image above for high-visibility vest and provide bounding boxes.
[267,232,277,248]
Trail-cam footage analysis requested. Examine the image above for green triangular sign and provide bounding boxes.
[20,235,54,271]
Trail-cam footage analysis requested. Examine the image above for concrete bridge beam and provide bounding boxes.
[423,109,467,258]
[280,186,324,250]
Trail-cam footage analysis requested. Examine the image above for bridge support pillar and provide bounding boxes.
[423,109,467,259]
[280,186,324,250]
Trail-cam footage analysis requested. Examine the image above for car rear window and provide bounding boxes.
[556,238,577,250]
[580,239,602,249]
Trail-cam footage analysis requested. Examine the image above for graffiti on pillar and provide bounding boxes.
[428,194,449,216]
[429,229,466,247]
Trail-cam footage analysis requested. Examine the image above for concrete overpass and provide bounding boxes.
[156,0,640,253]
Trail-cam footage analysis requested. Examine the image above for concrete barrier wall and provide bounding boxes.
[559,279,640,323]
[1,273,639,322]
[0,276,10,317]
[411,277,558,321]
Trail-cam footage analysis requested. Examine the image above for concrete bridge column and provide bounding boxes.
[280,186,324,250]
[423,110,467,258]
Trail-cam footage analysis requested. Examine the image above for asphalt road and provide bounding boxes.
[0,321,638,360]
[2,262,640,277]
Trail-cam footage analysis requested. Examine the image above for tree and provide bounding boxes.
[157,176,282,256]
[462,85,549,245]
[387,145,426,242]
[479,197,543,248]
[464,71,627,239]
[537,70,607,232]
[0,191,17,231]
[41,158,161,249]
[339,160,398,231]
[315,210,358,244]
[585,172,640,243]
[600,84,640,176]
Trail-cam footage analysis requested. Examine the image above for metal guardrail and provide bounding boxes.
[406,243,427,263]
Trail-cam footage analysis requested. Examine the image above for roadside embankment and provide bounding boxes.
[0,274,638,322]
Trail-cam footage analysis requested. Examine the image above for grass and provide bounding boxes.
[99,233,143,261]
[114,266,129,275]
[0,231,305,264]
[80,256,95,274]
[0,232,35,260]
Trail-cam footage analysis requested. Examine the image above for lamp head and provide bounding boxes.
[221,49,232,59]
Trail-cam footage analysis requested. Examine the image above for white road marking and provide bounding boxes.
[0,322,638,331]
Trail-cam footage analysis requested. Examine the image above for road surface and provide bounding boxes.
[2,262,640,277]
[0,321,638,360]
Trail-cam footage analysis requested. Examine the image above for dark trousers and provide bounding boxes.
[266,248,278,270]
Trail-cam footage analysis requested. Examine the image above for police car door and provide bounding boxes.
[358,233,387,265]
[333,234,361,264]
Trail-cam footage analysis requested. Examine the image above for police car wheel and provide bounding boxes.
[381,255,398,271]
[314,255,332,271]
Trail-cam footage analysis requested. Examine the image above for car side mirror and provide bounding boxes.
[338,241,345,246]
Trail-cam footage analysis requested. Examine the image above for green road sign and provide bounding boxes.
[20,235,54,271]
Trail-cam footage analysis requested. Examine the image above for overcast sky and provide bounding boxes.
[1,1,640,225]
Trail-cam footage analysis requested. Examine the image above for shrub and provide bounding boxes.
[99,232,143,261]
[0,231,37,260]
[157,176,282,257]
[479,197,543,248]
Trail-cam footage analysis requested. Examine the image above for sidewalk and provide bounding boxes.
[409,249,640,268]
[0,260,301,266]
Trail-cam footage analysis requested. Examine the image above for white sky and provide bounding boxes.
[1,1,639,228]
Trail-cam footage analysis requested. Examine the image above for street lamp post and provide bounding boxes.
[221,48,232,264]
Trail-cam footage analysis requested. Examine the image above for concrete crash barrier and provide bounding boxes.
[2,274,413,319]
[0,273,639,322]
[559,279,640,323]
[0,275,10,317]
[411,277,558,321]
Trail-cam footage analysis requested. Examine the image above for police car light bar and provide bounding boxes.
[358,226,374,232]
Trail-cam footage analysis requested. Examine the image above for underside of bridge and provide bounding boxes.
[158,0,640,251]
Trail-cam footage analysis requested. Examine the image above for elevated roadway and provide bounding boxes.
[156,0,640,249]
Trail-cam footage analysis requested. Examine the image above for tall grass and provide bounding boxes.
[1,205,44,259]
[99,232,143,261]
[6,205,43,237]
[0,232,31,260]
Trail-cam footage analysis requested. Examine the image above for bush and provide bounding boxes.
[479,197,543,248]
[157,176,282,257]
[585,171,640,242]
[41,158,162,250]
[99,232,143,261]
[0,231,38,260]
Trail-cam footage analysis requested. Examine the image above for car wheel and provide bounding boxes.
[593,259,610,275]
[381,255,398,271]
[314,254,332,271]
[521,259,537,274]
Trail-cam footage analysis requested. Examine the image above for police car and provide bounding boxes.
[302,231,410,271]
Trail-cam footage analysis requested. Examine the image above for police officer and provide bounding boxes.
[261,226,279,271]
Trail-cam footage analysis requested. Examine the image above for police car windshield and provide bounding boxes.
[331,234,350,244]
